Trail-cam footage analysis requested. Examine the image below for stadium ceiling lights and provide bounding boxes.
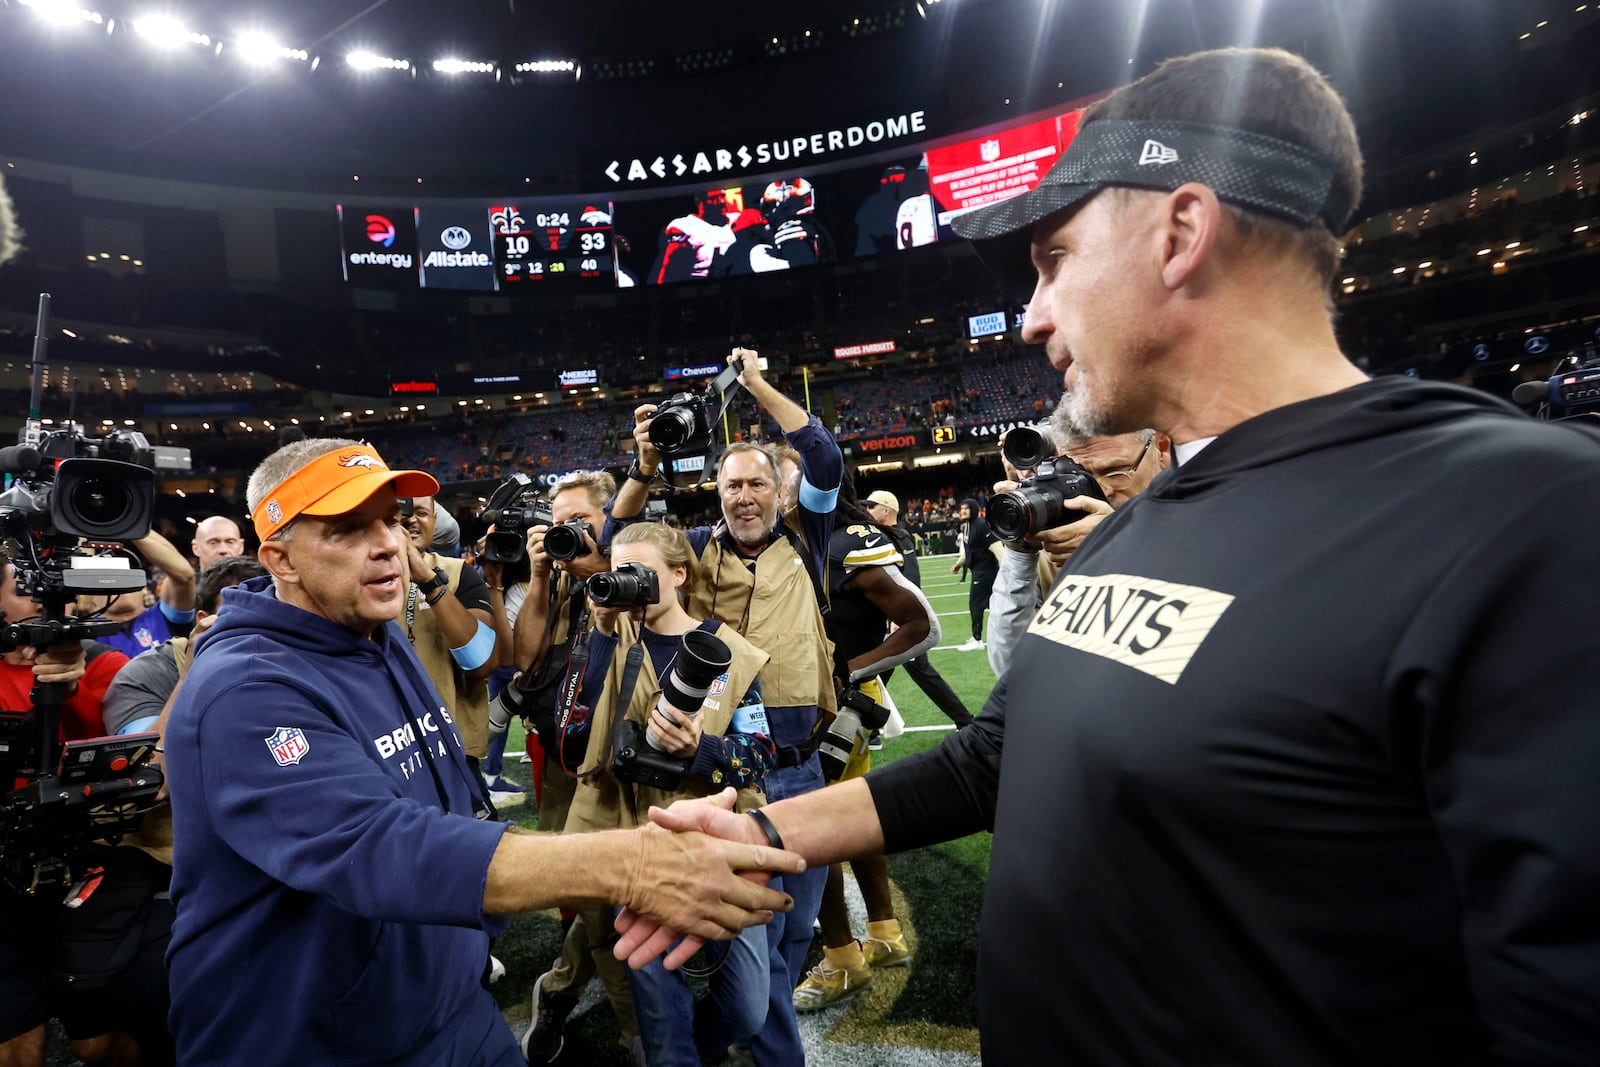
[347,50,409,71]
[515,59,576,73]
[434,58,496,74]
[234,32,308,64]
[132,13,210,47]
[18,0,103,26]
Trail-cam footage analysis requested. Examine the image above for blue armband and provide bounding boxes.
[118,715,160,735]
[159,601,197,625]
[450,620,497,672]
[798,477,839,514]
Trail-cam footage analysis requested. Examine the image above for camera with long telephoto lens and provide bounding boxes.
[478,474,550,563]
[817,685,891,782]
[587,562,660,609]
[0,423,169,889]
[612,629,734,790]
[988,432,1108,542]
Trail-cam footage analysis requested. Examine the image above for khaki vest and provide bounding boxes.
[686,534,835,713]
[564,617,771,834]
[399,552,490,758]
[1038,554,1059,594]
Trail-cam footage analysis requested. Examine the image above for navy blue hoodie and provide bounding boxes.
[164,577,509,1066]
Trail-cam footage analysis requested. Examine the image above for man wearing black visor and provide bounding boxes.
[619,47,1600,1065]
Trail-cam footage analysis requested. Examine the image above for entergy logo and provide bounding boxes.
[979,139,1002,163]
[337,451,385,470]
[366,214,397,246]
[1138,140,1180,166]
[441,226,473,250]
[266,726,310,766]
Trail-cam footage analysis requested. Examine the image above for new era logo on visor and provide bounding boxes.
[1138,140,1179,166]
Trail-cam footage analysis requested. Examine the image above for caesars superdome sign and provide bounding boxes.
[600,110,929,187]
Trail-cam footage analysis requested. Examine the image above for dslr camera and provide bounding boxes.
[612,629,733,790]
[817,685,891,782]
[987,429,1108,543]
[481,475,598,564]
[587,562,659,609]
[646,357,748,459]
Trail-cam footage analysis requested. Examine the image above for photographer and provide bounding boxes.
[986,415,1170,679]
[555,522,777,1066]
[162,439,802,1067]
[397,494,504,793]
[1,559,133,1067]
[607,347,841,1067]
[512,471,644,1062]
[91,532,196,660]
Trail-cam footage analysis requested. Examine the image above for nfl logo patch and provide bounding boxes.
[707,674,729,696]
[266,726,310,766]
[265,500,283,525]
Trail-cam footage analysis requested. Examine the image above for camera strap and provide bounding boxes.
[606,642,649,770]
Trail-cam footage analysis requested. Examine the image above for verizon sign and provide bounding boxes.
[833,340,896,360]
[856,433,920,452]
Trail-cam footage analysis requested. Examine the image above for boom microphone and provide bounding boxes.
[0,445,41,473]
[1511,380,1548,407]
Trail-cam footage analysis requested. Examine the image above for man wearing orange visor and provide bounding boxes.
[160,438,803,1067]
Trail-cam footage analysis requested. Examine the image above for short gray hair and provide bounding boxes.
[246,438,352,542]
[716,442,780,484]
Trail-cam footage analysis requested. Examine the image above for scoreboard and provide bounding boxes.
[490,202,614,287]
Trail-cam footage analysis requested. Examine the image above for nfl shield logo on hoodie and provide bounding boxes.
[266,727,310,766]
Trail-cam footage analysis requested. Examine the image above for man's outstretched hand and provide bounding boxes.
[615,789,773,971]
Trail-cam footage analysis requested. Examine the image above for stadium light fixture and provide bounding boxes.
[434,58,495,74]
[235,32,308,64]
[19,0,104,26]
[347,50,409,71]
[515,59,576,73]
[133,13,210,47]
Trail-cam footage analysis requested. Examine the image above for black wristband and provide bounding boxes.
[626,462,654,484]
[748,808,785,851]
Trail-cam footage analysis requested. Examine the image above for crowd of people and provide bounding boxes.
[0,44,1595,1067]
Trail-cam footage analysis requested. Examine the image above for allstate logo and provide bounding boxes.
[366,215,397,247]
[1524,335,1549,354]
[441,226,472,250]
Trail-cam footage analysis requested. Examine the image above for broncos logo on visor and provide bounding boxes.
[337,452,386,470]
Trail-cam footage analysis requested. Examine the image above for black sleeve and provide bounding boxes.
[453,563,492,614]
[865,673,1005,852]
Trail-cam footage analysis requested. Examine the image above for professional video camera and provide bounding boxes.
[988,429,1108,542]
[611,629,732,790]
[1513,349,1600,419]
[646,354,753,460]
[817,685,891,782]
[0,295,168,889]
[587,562,659,609]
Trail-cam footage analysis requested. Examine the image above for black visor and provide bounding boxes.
[951,119,1353,243]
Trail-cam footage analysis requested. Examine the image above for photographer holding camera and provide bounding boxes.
[90,531,197,660]
[1,558,141,1067]
[548,521,777,1065]
[986,412,1170,678]
[607,347,841,1066]
[395,494,505,797]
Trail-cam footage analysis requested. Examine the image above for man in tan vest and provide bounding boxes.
[398,495,508,795]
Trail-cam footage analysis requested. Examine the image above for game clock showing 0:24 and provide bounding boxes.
[490,202,615,287]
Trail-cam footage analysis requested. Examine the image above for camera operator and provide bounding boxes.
[189,517,244,573]
[161,439,801,1067]
[987,413,1170,679]
[607,347,841,1067]
[396,494,505,798]
[861,490,973,728]
[90,531,196,660]
[512,471,644,1063]
[794,474,938,1013]
[1,558,133,1067]
[554,522,778,1066]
